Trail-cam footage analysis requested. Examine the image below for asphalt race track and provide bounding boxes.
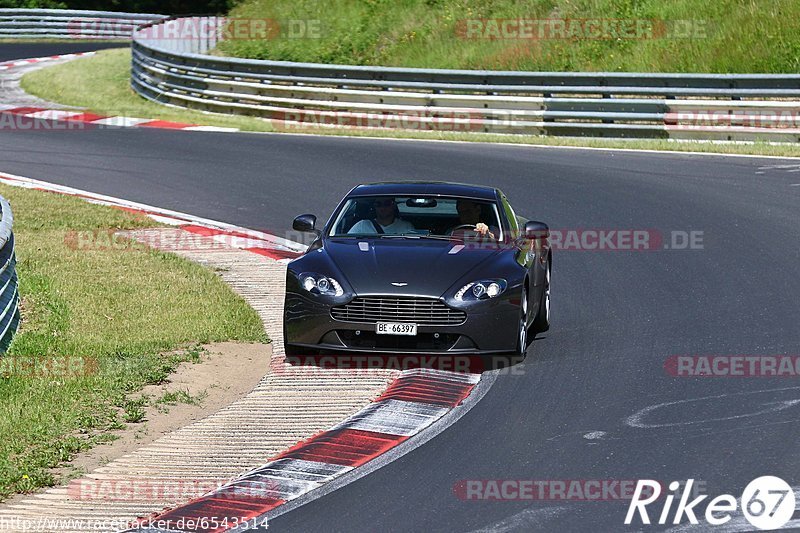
[2,43,800,531]
[0,42,126,63]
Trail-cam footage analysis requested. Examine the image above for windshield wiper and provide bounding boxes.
[417,234,462,241]
[333,234,457,241]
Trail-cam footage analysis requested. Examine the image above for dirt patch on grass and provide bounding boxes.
[2,341,270,505]
[76,341,270,472]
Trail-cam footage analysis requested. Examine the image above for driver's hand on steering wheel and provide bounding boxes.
[475,223,495,239]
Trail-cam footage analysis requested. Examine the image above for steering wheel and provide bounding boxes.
[449,224,478,234]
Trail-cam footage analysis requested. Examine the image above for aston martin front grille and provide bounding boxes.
[331,296,466,326]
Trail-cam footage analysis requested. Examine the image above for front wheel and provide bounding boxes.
[283,343,306,356]
[532,259,551,334]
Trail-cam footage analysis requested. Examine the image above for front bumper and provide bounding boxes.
[284,290,521,354]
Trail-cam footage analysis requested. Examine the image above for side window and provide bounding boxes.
[500,195,519,236]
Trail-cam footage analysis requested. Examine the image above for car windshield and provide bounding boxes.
[328,195,503,239]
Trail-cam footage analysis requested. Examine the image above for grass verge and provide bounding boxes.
[0,184,266,500]
[20,48,800,158]
[222,0,800,73]
[21,48,257,131]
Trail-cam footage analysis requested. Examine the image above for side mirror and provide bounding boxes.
[524,220,550,240]
[293,214,318,233]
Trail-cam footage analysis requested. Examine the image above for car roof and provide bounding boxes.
[348,181,499,201]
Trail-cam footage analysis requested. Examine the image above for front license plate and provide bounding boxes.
[376,322,417,336]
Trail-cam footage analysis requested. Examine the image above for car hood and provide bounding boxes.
[325,238,502,297]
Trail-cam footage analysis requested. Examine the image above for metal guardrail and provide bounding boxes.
[130,16,800,141]
[0,195,19,353]
[0,8,164,40]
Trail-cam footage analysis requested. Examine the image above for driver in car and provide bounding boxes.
[451,199,499,240]
[348,197,415,234]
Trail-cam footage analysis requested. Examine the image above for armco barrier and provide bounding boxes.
[0,195,19,353]
[0,8,164,40]
[4,11,800,141]
[131,16,800,141]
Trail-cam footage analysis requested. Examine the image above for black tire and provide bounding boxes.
[283,343,306,357]
[532,258,551,334]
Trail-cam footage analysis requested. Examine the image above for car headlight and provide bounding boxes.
[299,272,344,296]
[455,279,507,301]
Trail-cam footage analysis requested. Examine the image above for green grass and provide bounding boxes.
[156,389,207,411]
[220,0,800,73]
[0,184,266,500]
[21,48,800,158]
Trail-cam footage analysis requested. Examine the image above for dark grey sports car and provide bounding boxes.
[283,182,550,356]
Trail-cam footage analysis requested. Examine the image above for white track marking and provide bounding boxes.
[625,387,800,429]
[331,399,449,436]
[182,125,240,132]
[0,171,306,252]
[757,163,800,171]
[248,459,353,483]
[24,110,82,120]
[582,431,607,440]
[90,117,151,127]
[402,367,481,384]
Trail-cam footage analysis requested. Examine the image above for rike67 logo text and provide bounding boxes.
[625,477,795,530]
